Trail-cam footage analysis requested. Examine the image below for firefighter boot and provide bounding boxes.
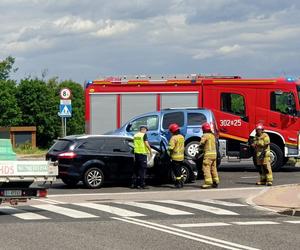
[179,176,184,188]
[201,184,212,189]
[266,181,273,186]
[175,177,182,188]
[256,181,266,185]
[212,182,218,188]
[175,181,181,189]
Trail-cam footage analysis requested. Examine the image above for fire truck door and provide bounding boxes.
[215,91,251,142]
[268,90,299,147]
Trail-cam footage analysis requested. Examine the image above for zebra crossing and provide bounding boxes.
[0,199,250,222]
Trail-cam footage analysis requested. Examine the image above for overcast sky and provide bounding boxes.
[1,0,299,83]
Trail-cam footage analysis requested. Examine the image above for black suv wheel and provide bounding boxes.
[83,167,104,189]
[171,164,191,184]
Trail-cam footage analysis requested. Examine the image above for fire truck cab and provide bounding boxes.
[85,75,300,171]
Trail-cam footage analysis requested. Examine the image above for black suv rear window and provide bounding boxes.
[188,113,207,126]
[78,138,106,151]
[49,139,73,152]
[102,139,132,153]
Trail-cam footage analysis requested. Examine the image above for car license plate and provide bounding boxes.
[4,190,22,197]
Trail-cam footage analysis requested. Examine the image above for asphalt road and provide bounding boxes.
[0,161,299,250]
[44,160,300,195]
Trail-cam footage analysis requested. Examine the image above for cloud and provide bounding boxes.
[54,16,96,33]
[0,0,300,82]
[93,20,137,37]
[1,37,54,54]
[218,44,242,55]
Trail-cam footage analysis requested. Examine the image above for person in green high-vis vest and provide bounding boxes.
[132,125,152,189]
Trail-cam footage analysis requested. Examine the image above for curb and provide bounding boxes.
[246,183,300,214]
[17,154,46,160]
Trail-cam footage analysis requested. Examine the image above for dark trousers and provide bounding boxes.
[171,160,183,184]
[133,154,147,187]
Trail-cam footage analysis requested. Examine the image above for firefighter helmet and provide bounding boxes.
[168,123,180,133]
[202,122,212,132]
[256,123,264,130]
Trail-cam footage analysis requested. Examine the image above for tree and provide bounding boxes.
[58,80,85,135]
[16,78,61,148]
[0,56,18,80]
[0,80,22,126]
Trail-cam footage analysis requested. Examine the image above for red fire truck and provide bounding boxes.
[85,74,300,170]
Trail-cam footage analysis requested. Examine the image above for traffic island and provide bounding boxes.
[248,184,300,216]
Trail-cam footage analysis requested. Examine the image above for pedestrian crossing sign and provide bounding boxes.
[59,104,72,117]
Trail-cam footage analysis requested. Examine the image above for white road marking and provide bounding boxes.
[37,200,58,204]
[240,176,258,179]
[114,201,193,215]
[284,220,300,224]
[47,187,264,198]
[158,200,239,215]
[202,199,247,207]
[45,199,66,204]
[37,198,66,205]
[0,206,49,220]
[113,217,260,250]
[74,203,145,217]
[13,212,49,220]
[232,221,280,225]
[32,204,98,218]
[174,222,230,228]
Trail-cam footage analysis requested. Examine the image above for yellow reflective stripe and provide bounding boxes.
[204,178,213,185]
[213,177,219,183]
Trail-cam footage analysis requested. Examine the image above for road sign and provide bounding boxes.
[60,88,72,99]
[59,104,72,117]
[60,99,71,105]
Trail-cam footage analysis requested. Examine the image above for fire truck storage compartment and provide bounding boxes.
[121,94,156,126]
[160,93,199,109]
[90,94,117,134]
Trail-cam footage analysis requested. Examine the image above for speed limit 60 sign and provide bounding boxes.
[60,88,72,99]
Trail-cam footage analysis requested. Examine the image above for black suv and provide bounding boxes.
[46,135,198,188]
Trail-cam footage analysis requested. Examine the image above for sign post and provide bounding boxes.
[58,88,72,137]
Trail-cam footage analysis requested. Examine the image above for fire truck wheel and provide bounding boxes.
[253,142,283,172]
[61,177,79,187]
[83,167,104,189]
[185,141,199,159]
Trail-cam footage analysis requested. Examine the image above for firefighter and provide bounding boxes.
[168,123,185,188]
[199,122,219,189]
[251,123,273,186]
[132,125,152,189]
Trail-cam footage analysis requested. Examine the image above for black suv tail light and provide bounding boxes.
[58,152,77,159]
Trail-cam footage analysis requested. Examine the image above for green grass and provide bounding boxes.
[13,144,47,155]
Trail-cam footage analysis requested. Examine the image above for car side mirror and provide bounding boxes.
[286,106,297,117]
[241,116,249,122]
[287,93,293,106]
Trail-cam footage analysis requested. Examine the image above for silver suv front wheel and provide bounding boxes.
[185,141,199,158]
